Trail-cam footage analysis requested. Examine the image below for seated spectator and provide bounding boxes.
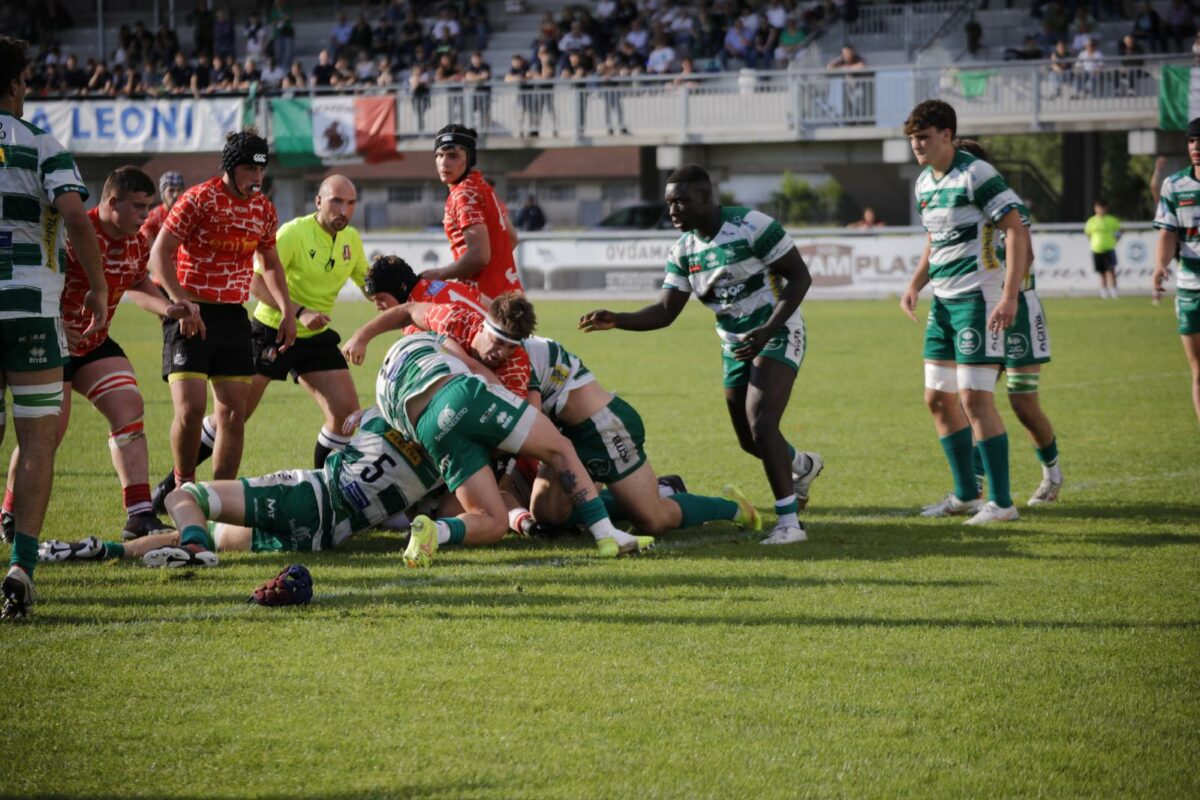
[287,59,307,88]
[62,53,88,94]
[766,1,789,31]
[463,0,490,53]
[752,20,778,66]
[671,56,702,89]
[1118,33,1146,94]
[1070,8,1097,53]
[432,28,458,59]
[1167,0,1197,52]
[207,54,233,93]
[432,8,463,50]
[1075,37,1105,95]
[191,55,212,94]
[132,22,154,63]
[847,207,885,229]
[355,51,377,83]
[625,17,651,53]
[244,13,267,61]
[214,9,235,60]
[260,56,286,87]
[228,61,247,92]
[559,20,593,61]
[515,195,546,231]
[397,11,426,63]
[377,57,397,87]
[1132,1,1164,52]
[722,18,752,68]
[164,51,193,94]
[242,57,262,86]
[332,55,356,87]
[350,14,373,57]
[646,35,676,74]
[311,49,337,87]
[87,61,114,95]
[434,52,461,84]
[330,13,354,57]
[827,43,866,70]
[668,6,699,54]
[373,14,396,56]
[738,6,761,36]
[1004,35,1044,60]
[153,24,180,63]
[775,18,809,66]
[614,39,645,73]
[30,63,63,96]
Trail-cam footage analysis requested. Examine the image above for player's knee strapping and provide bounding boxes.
[180,481,222,519]
[957,365,998,392]
[316,427,351,452]
[10,383,63,417]
[109,418,145,451]
[86,371,138,403]
[1006,372,1040,394]
[924,364,958,393]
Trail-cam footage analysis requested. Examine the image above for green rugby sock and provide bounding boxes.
[977,433,1013,508]
[103,542,125,559]
[671,493,739,528]
[438,517,467,546]
[1036,437,1059,468]
[576,496,608,528]
[972,443,985,483]
[598,488,620,519]
[940,427,979,501]
[11,532,38,576]
[179,524,213,550]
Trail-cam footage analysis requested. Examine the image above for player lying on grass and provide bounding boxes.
[38,407,445,567]
[369,330,655,562]
[522,335,759,536]
[580,164,821,545]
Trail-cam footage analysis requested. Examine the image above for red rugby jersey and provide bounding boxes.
[410,277,487,315]
[162,176,278,304]
[423,303,530,398]
[139,203,168,243]
[442,171,522,301]
[61,208,149,356]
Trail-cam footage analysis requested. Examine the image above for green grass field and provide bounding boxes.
[1,296,1197,799]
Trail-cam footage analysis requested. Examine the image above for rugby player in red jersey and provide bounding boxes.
[147,129,296,515]
[3,168,191,539]
[139,170,185,250]
[419,125,523,302]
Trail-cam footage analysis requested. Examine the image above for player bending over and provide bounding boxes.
[580,164,821,545]
[372,331,654,563]
[522,335,758,535]
[39,407,445,567]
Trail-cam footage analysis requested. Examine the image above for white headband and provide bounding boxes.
[483,316,523,345]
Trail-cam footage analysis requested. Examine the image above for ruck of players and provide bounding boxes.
[2,30,1196,620]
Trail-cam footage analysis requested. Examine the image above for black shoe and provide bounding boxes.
[150,472,177,516]
[1,510,13,544]
[526,521,567,539]
[1,566,35,621]
[657,474,688,496]
[123,512,176,541]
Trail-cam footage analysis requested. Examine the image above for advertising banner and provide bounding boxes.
[22,98,245,154]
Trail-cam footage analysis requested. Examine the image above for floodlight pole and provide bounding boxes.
[96,0,105,62]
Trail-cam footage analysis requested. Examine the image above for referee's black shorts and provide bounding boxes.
[251,319,348,382]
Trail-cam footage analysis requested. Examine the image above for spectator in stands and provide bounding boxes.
[738,4,761,37]
[530,46,559,136]
[311,49,336,88]
[765,1,789,31]
[189,0,214,58]
[377,57,397,87]
[721,18,753,69]
[614,38,645,73]
[373,14,395,57]
[62,53,87,94]
[1167,0,1197,51]
[464,50,492,127]
[269,0,295,69]
[350,14,373,58]
[213,9,235,60]
[1075,37,1105,96]
[752,19,779,67]
[596,52,631,134]
[1118,33,1145,94]
[1048,38,1074,96]
[207,54,233,93]
[667,5,699,54]
[86,60,113,95]
[242,57,261,86]
[143,59,166,96]
[31,62,62,96]
[397,11,425,65]
[1070,8,1097,53]
[775,18,809,66]
[625,16,651,54]
[1004,35,1044,60]
[827,43,866,71]
[432,8,463,51]
[355,51,377,84]
[434,52,464,120]
[847,207,885,229]
[260,56,285,88]
[1132,1,1164,52]
[330,13,354,58]
[332,54,356,87]
[671,56,702,89]
[597,0,618,43]
[164,51,192,95]
[153,24,180,64]
[410,60,432,132]
[531,13,560,65]
[464,0,490,52]
[515,195,546,231]
[244,13,267,61]
[646,35,676,74]
[1041,1,1071,44]
[132,22,154,63]
[287,59,306,88]
[507,53,537,136]
[559,20,594,69]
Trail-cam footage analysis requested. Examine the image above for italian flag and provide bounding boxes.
[1159,65,1200,131]
[270,96,399,166]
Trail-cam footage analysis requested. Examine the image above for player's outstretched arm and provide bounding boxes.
[579,287,689,332]
[732,247,811,362]
[901,238,933,323]
[424,224,491,282]
[258,246,297,350]
[126,276,190,320]
[56,191,109,338]
[341,302,430,365]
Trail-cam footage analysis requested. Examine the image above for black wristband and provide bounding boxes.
[294,305,305,319]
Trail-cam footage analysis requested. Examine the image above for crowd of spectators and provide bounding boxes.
[1009,1,1200,56]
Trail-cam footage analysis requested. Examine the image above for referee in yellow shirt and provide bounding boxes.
[152,175,370,508]
[1084,198,1122,299]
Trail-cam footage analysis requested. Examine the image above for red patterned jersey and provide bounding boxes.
[62,208,150,356]
[410,277,487,315]
[162,176,278,304]
[139,203,169,243]
[442,170,522,301]
[422,303,530,398]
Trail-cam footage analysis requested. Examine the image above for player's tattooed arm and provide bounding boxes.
[579,287,689,333]
[732,247,811,362]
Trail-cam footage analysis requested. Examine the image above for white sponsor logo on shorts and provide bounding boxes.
[1006,333,1029,360]
[174,352,186,366]
[957,328,981,355]
[435,406,467,441]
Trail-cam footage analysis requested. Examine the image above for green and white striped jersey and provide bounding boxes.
[375,332,473,439]
[1153,168,1200,291]
[0,110,88,318]
[324,406,443,545]
[524,336,594,422]
[916,150,1025,300]
[663,206,800,343]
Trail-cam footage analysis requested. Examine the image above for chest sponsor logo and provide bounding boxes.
[496,410,512,428]
[479,402,498,424]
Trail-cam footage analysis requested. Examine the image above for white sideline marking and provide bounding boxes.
[1050,371,1188,390]
[0,528,765,646]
